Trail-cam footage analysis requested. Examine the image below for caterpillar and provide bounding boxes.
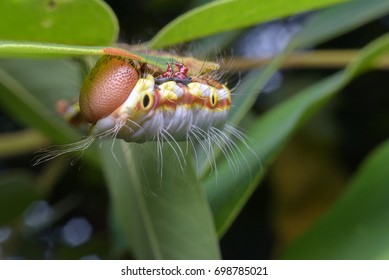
[34,53,253,175]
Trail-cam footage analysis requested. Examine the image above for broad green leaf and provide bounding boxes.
[100,141,220,259]
[205,33,389,237]
[149,0,348,48]
[0,172,40,225]
[282,137,389,259]
[0,0,118,45]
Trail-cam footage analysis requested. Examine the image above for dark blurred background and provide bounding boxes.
[1,0,389,259]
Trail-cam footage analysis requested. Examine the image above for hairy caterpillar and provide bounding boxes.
[34,52,253,175]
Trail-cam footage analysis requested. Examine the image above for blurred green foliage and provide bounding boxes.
[0,0,389,260]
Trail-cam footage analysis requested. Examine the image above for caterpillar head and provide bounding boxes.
[79,56,139,124]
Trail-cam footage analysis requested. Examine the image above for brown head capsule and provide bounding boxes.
[79,56,139,124]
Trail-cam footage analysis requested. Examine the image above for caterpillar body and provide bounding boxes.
[89,56,231,143]
[35,54,251,173]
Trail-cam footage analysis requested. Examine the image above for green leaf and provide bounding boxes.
[0,0,118,45]
[149,0,348,48]
[205,33,389,237]
[100,141,220,259]
[282,137,389,259]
